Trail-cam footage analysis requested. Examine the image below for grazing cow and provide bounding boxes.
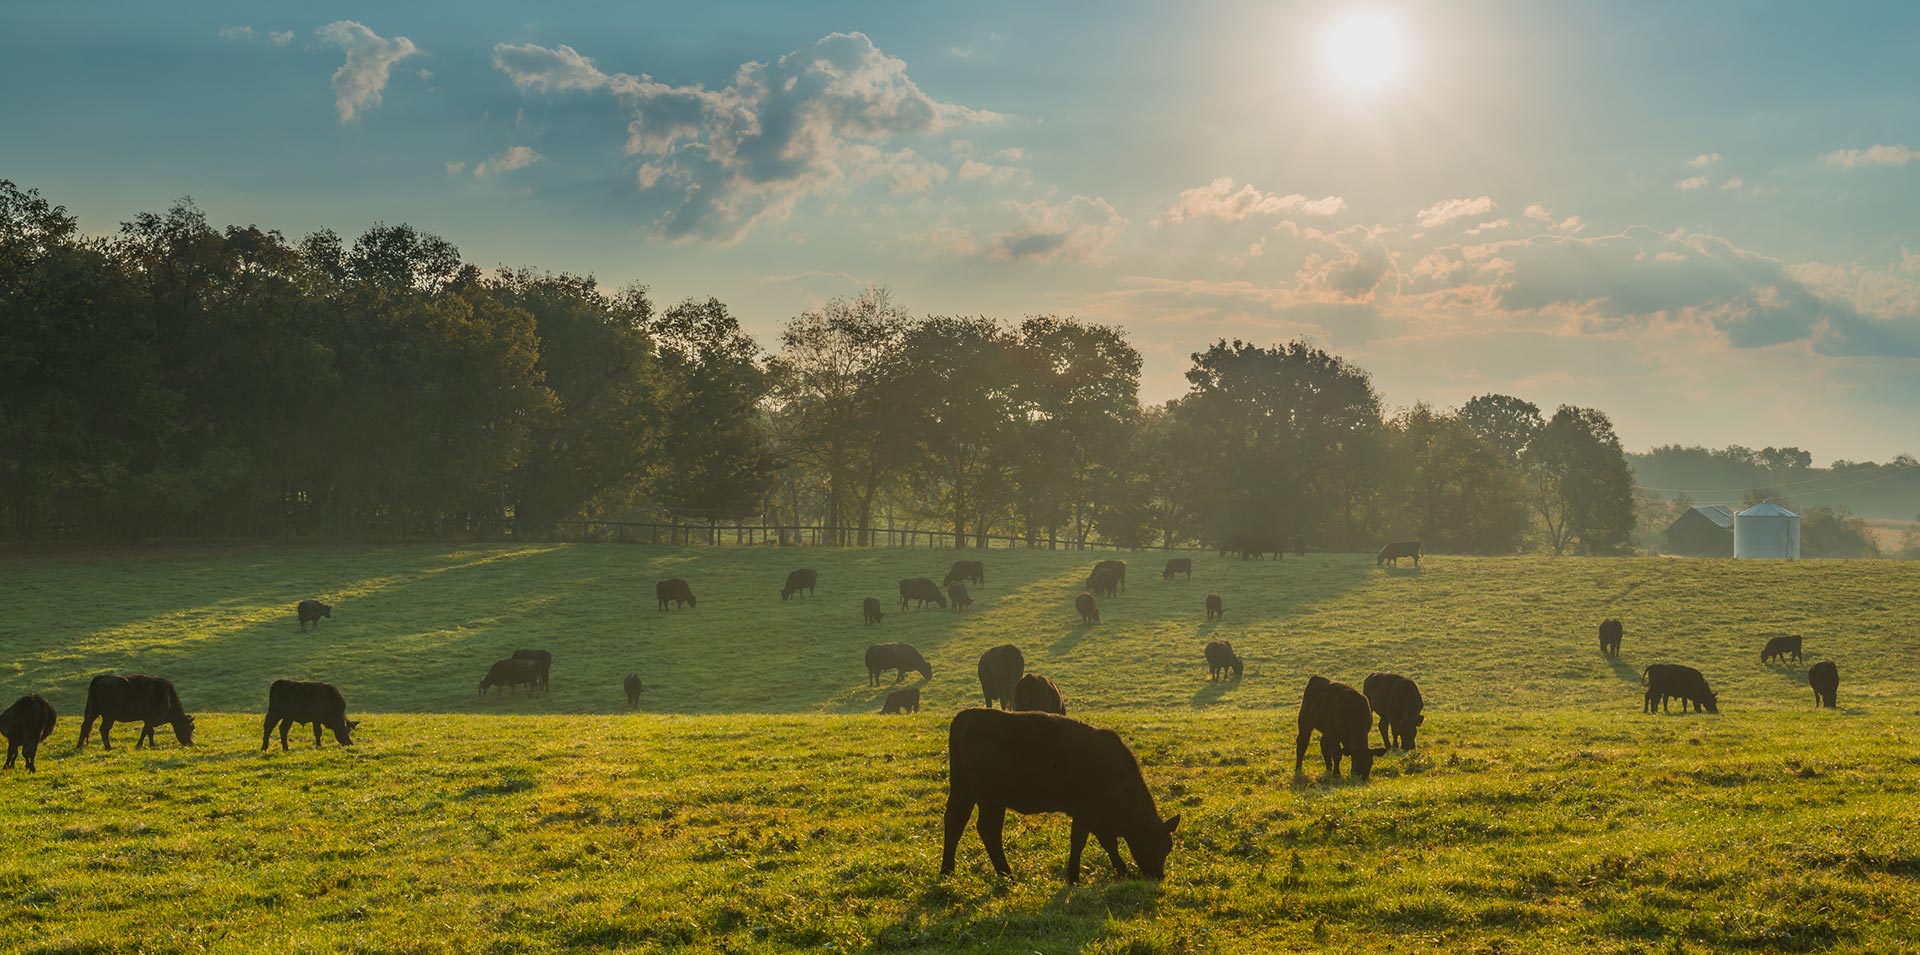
[866,643,934,686]
[479,658,542,698]
[1376,541,1422,568]
[1204,640,1242,682]
[1642,664,1719,714]
[1094,560,1127,592]
[511,649,552,692]
[1162,558,1192,581]
[1205,593,1224,622]
[948,581,974,613]
[261,680,357,751]
[781,568,817,601]
[1808,661,1838,708]
[977,645,1026,709]
[656,578,696,610]
[882,686,921,715]
[624,673,644,708]
[1075,591,1100,625]
[899,577,948,611]
[1012,674,1067,715]
[1362,673,1425,751]
[944,560,986,589]
[78,675,195,751]
[1761,635,1803,664]
[1293,537,1307,557]
[1086,567,1120,599]
[1599,619,1624,657]
[941,708,1180,883]
[297,599,332,632]
[1218,534,1277,560]
[1293,676,1385,780]
[862,596,885,625]
[1,694,56,772]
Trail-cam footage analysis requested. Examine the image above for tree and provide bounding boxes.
[1458,393,1544,465]
[1005,315,1141,546]
[1525,406,1636,555]
[1384,404,1529,553]
[649,297,775,519]
[892,317,1019,547]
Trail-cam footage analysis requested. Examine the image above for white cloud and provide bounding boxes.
[1689,153,1721,168]
[1675,176,1710,190]
[1155,177,1345,226]
[635,163,666,190]
[1719,177,1744,190]
[317,21,421,124]
[989,196,1128,265]
[1523,203,1552,221]
[1415,196,1493,228]
[218,26,253,41]
[445,161,467,175]
[270,30,293,46]
[474,145,541,178]
[1823,144,1918,168]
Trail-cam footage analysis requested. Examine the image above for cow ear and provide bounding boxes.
[1164,814,1181,834]
[348,720,361,730]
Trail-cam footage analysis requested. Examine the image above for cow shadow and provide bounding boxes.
[1380,565,1422,578]
[872,876,1157,952]
[1607,656,1643,686]
[1049,624,1093,654]
[1190,679,1233,708]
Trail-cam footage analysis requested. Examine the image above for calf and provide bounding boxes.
[1085,567,1120,599]
[1293,676,1385,780]
[781,568,817,601]
[479,658,542,697]
[1362,673,1424,750]
[1808,661,1839,708]
[1,694,56,772]
[977,644,1026,709]
[1761,635,1803,664]
[261,680,357,751]
[1162,558,1192,580]
[656,578,697,610]
[1012,674,1067,715]
[1075,591,1100,625]
[1642,664,1719,714]
[624,673,644,708]
[944,559,985,589]
[511,649,552,692]
[862,596,885,625]
[899,577,947,610]
[941,708,1179,883]
[866,643,934,685]
[882,686,921,715]
[1599,619,1624,657]
[1205,593,1224,621]
[1093,560,1127,592]
[297,599,332,632]
[948,581,974,613]
[78,674,195,751]
[1376,541,1422,568]
[1204,640,1242,681]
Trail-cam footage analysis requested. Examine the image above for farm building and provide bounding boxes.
[1734,501,1801,559]
[1665,505,1734,557]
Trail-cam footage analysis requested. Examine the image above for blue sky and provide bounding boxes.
[4,1,1918,460]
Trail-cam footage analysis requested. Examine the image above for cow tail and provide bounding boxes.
[1640,667,1650,687]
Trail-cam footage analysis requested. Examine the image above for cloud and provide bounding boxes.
[444,161,467,175]
[1823,144,1917,168]
[1154,177,1345,226]
[218,26,253,41]
[989,196,1128,265]
[1295,226,1400,301]
[474,145,541,178]
[317,21,420,123]
[1689,153,1721,168]
[1675,176,1710,190]
[1719,177,1744,190]
[1415,196,1493,228]
[270,30,293,46]
[493,32,996,242]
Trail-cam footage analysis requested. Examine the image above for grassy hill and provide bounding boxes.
[1,545,1918,953]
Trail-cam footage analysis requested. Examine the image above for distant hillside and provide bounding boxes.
[1628,448,1920,521]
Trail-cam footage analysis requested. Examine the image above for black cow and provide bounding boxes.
[1,694,56,772]
[656,578,696,610]
[479,658,542,697]
[1075,591,1100,625]
[1761,635,1803,664]
[1362,673,1424,751]
[1204,640,1242,681]
[1599,619,1624,657]
[1162,558,1192,580]
[1085,566,1120,599]
[948,581,974,613]
[899,577,948,610]
[977,644,1025,709]
[781,568,817,601]
[1093,560,1127,592]
[512,649,552,691]
[941,708,1180,883]
[1205,593,1224,621]
[1219,534,1278,560]
[261,680,358,751]
[624,673,645,708]
[882,686,921,714]
[297,599,332,632]
[944,560,985,589]
[1808,661,1839,708]
[866,643,933,686]
[1376,541,1422,567]
[1293,676,1385,780]
[1012,674,1067,715]
[78,675,195,751]
[863,597,885,625]
[1643,664,1719,714]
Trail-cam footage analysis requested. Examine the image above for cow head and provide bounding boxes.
[1351,744,1389,780]
[1701,694,1719,714]
[917,662,934,682]
[686,594,697,608]
[334,719,359,746]
[173,714,196,746]
[320,603,333,619]
[1126,814,1180,879]
[1231,658,1244,679]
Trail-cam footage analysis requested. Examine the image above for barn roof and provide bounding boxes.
[1690,505,1734,529]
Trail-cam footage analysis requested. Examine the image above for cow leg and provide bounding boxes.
[1293,729,1312,775]
[976,803,1012,876]
[314,722,324,748]
[99,719,114,751]
[1067,818,1089,884]
[1321,736,1341,776]
[1095,832,1129,878]
[22,740,35,772]
[262,714,274,752]
[4,743,15,769]
[1378,715,1392,751]
[940,789,973,876]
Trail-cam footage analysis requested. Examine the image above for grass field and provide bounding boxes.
[2,544,1919,953]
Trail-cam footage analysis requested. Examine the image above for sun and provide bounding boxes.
[1319,11,1409,95]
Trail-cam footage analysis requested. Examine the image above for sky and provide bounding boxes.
[3,0,1917,461]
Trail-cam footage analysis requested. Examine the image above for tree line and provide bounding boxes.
[1,181,1638,553]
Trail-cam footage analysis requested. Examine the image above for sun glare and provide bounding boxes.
[1320,10,1409,96]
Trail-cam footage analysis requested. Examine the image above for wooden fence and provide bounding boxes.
[357,518,1212,552]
